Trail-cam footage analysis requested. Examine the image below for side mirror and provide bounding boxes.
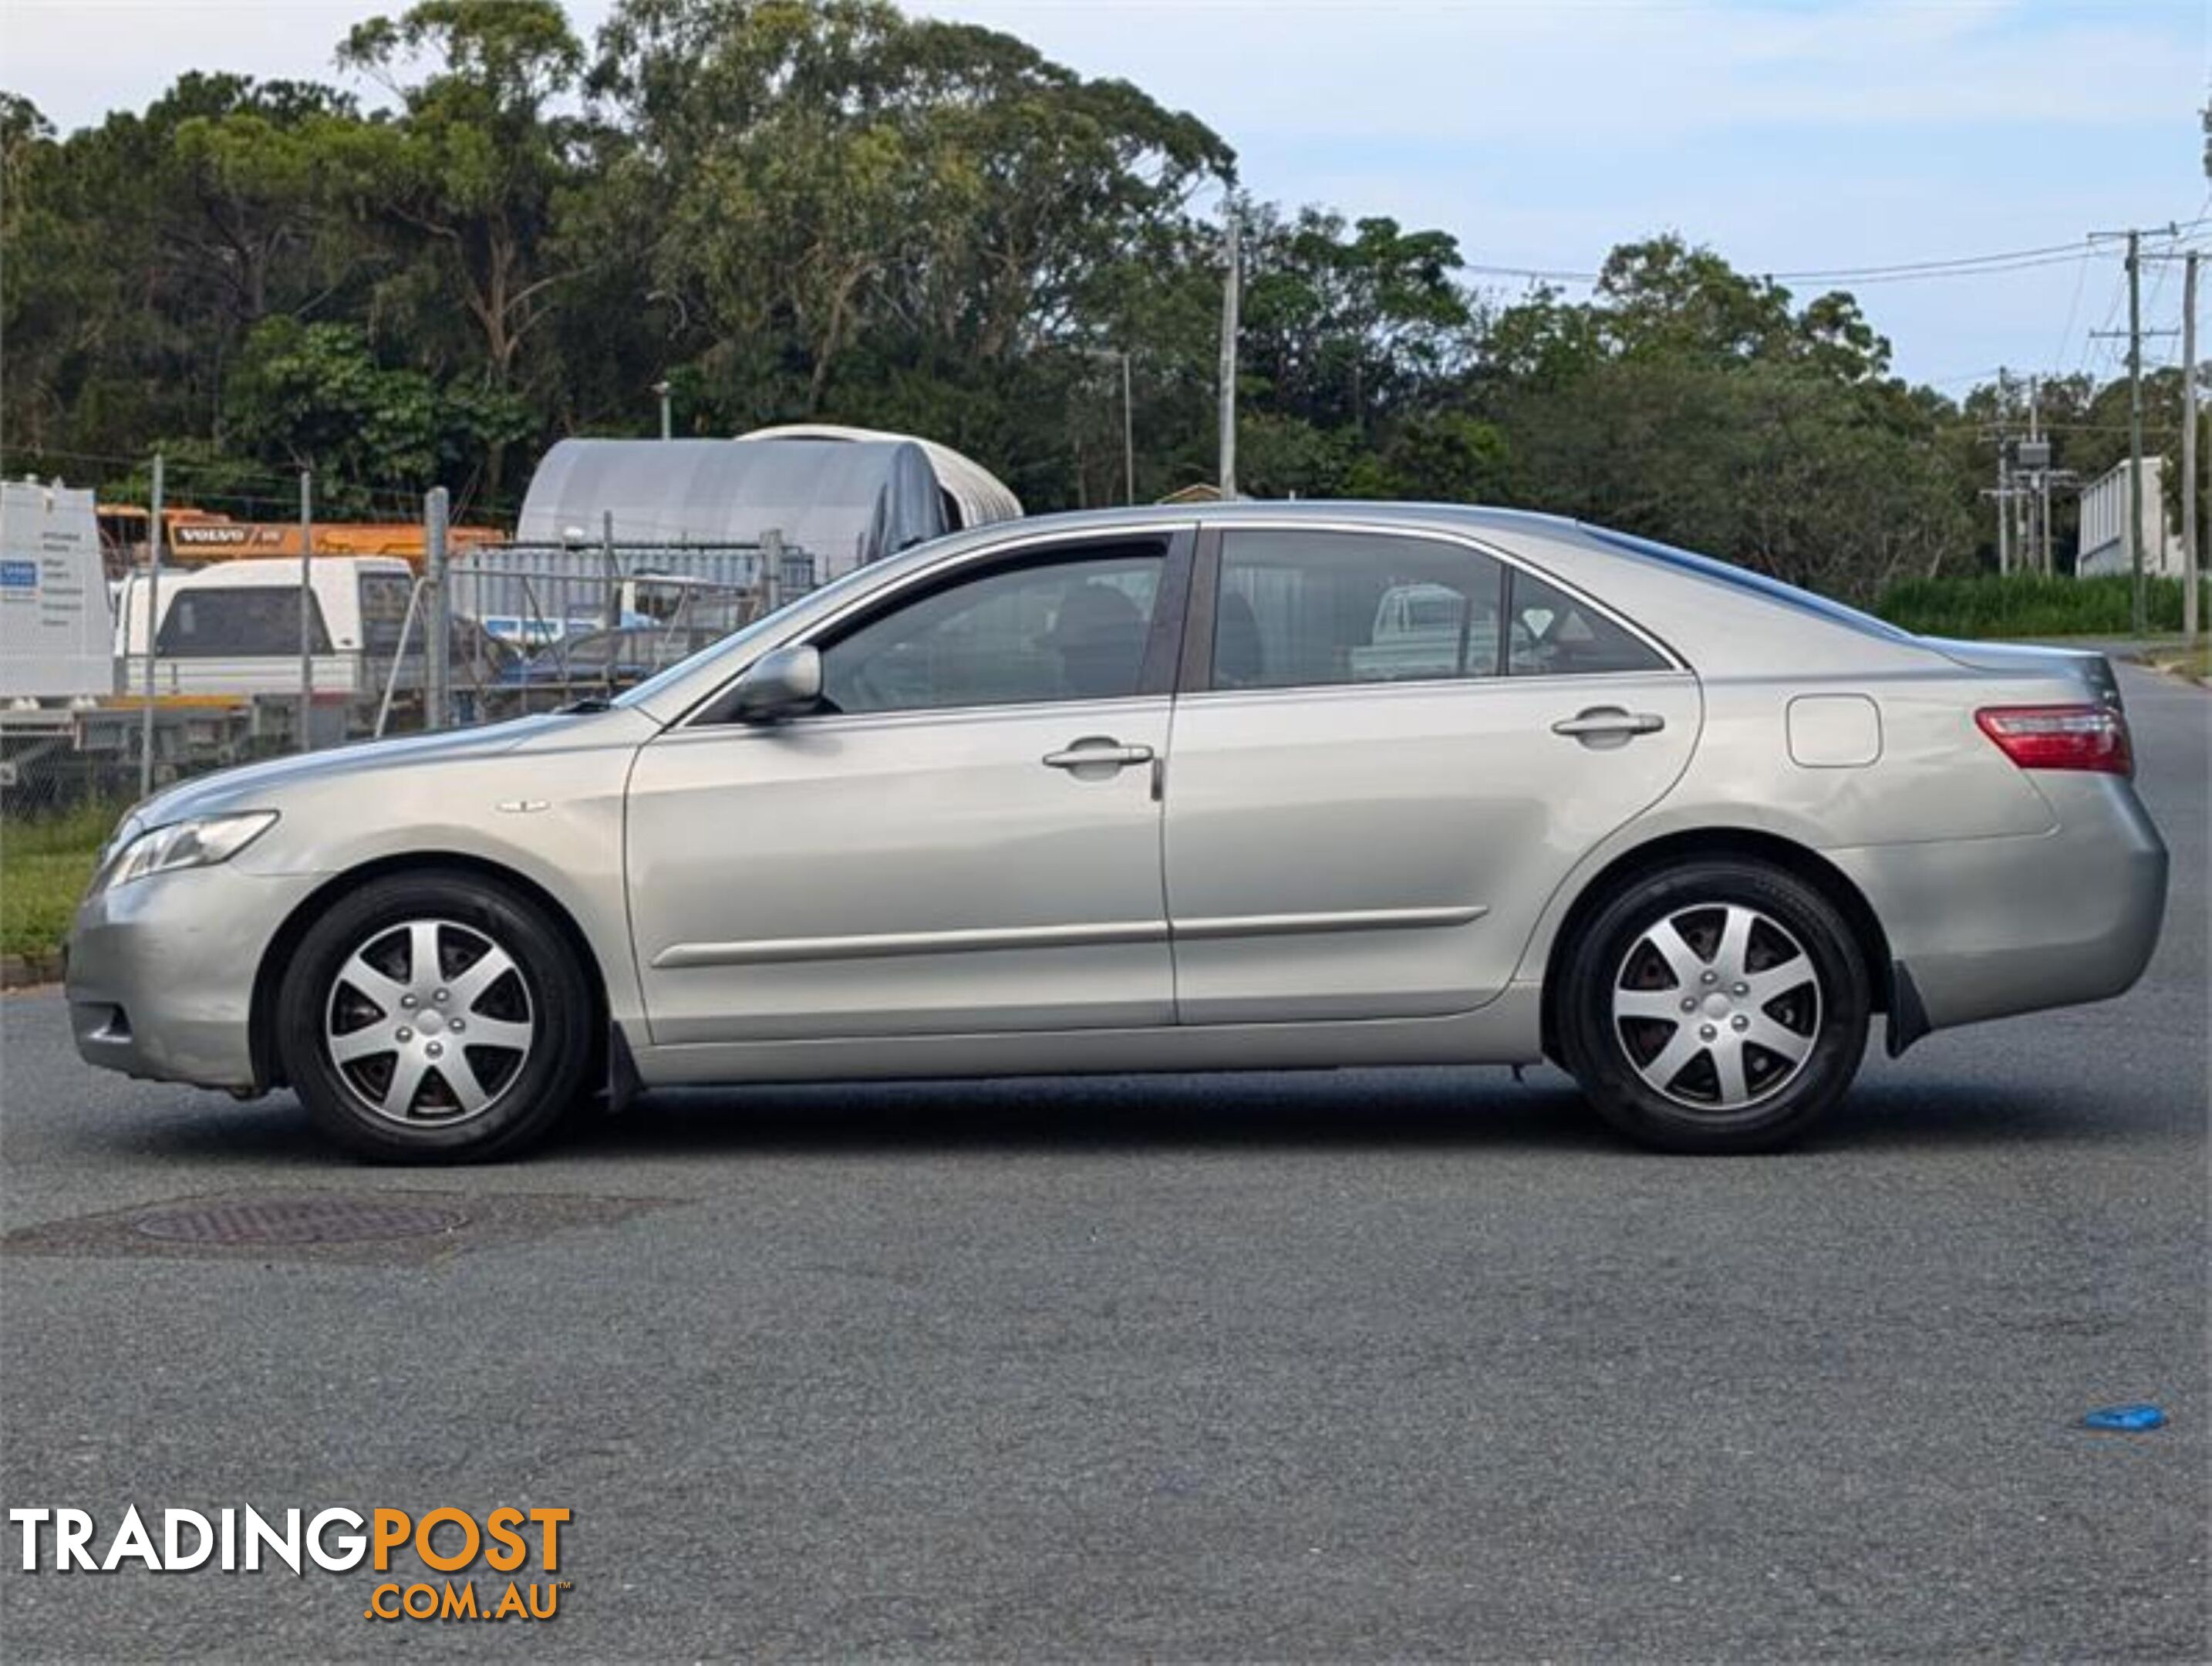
[730,643,821,723]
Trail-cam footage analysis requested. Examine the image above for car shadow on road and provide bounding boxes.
[567,1071,2145,1158]
[101,1065,2146,1170]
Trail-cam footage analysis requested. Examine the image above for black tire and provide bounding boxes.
[1556,859,1870,1154]
[276,869,595,1163]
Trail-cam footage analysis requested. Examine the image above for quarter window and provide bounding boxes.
[1505,567,1667,676]
[818,546,1165,715]
[1212,530,1504,690]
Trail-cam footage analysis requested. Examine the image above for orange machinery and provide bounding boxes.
[94,504,506,575]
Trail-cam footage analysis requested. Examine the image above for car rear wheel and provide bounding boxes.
[277,872,594,1163]
[1557,859,1870,1153]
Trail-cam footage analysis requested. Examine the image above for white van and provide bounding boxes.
[114,558,420,699]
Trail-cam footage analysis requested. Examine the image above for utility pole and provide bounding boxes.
[2089,224,2181,631]
[1995,367,2012,576]
[424,486,450,730]
[2031,375,2052,575]
[1218,206,1239,498]
[298,470,315,752]
[2126,230,2146,635]
[653,381,672,441]
[2185,251,2200,643]
[138,452,163,800]
[2023,376,2035,572]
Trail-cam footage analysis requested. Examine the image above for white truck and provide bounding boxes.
[1347,582,1501,682]
[113,556,420,700]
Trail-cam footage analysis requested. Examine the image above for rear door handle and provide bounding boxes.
[1552,707,1665,741]
[1042,737,1155,771]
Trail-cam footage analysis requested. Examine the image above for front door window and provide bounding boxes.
[820,549,1165,715]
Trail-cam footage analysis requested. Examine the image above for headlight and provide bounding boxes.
[89,811,279,895]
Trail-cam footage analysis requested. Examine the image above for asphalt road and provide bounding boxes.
[2,663,2204,1663]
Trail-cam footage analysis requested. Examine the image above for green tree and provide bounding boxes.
[591,0,1233,439]
[1240,207,1478,440]
[339,0,589,440]
[1468,238,1968,600]
[221,317,531,513]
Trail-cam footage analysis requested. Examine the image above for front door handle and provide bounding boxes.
[1042,737,1155,771]
[1552,707,1665,743]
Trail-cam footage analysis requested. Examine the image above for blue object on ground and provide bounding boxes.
[2082,1403,2167,1432]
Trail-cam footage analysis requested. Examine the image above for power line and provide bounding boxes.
[1772,241,2081,278]
[1741,251,2099,288]
[1468,218,2212,294]
[1461,256,2102,288]
[0,441,521,520]
[1465,246,2104,291]
[2050,252,2093,369]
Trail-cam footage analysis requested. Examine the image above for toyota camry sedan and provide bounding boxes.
[67,504,2168,1160]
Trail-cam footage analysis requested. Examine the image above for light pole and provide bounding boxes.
[1119,349,1135,505]
[1219,206,1239,498]
[652,380,673,441]
[1074,346,1136,504]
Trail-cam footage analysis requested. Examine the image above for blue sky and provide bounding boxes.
[5,0,2206,390]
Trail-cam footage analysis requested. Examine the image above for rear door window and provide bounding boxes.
[1212,530,1504,690]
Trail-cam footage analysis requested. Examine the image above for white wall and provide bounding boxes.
[2077,456,2178,578]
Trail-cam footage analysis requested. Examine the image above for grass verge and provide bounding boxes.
[1876,572,2208,639]
[1,802,122,961]
[2138,640,2211,686]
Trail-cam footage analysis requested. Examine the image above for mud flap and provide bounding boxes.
[1884,960,1931,1058]
[605,1021,643,1114]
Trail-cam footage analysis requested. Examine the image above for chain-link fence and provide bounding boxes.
[1,489,816,824]
[441,531,814,724]
[5,477,814,978]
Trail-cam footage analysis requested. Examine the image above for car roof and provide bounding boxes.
[990,500,1582,538]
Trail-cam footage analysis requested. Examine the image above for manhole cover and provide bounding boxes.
[129,1197,467,1246]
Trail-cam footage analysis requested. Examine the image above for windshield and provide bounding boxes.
[1576,525,1912,644]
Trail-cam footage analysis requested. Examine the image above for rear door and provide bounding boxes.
[1162,524,1699,1024]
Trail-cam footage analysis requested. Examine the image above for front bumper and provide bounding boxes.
[66,863,323,1091]
[1831,771,2169,1035]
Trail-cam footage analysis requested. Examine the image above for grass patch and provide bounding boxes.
[2140,639,2211,685]
[1876,572,2208,639]
[1,801,125,960]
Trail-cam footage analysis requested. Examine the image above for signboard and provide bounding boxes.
[0,480,116,700]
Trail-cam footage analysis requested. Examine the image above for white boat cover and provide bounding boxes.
[518,437,949,579]
[737,424,1023,529]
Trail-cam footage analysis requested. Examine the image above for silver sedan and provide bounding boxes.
[66,504,2168,1159]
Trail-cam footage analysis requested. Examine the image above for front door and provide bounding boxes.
[1163,525,1699,1024]
[626,534,1191,1044]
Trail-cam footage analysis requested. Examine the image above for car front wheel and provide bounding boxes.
[276,871,595,1162]
[1557,859,1871,1153]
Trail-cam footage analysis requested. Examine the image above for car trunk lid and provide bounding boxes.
[1917,636,2123,711]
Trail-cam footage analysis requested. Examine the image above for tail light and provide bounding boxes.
[1975,704,2133,776]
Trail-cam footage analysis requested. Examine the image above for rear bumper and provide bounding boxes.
[65,864,319,1092]
[1831,772,2168,1037]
